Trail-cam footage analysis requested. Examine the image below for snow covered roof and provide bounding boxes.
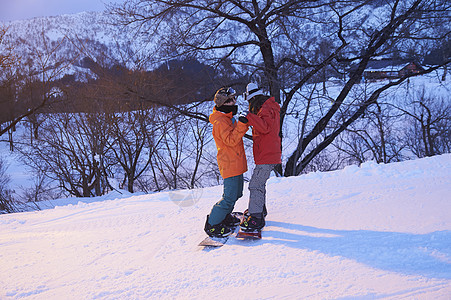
[364,60,422,72]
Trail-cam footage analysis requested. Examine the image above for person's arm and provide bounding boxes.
[215,120,249,146]
[246,108,274,134]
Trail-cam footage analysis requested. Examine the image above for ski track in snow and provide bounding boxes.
[0,155,450,299]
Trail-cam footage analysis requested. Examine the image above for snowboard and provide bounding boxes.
[236,211,263,240]
[198,212,244,248]
[198,235,230,247]
[236,229,262,239]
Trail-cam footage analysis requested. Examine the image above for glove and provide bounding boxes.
[238,111,249,124]
[238,116,248,124]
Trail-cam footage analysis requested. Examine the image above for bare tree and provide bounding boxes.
[19,111,115,198]
[335,100,408,164]
[0,157,16,213]
[0,26,77,138]
[146,106,214,191]
[110,107,163,193]
[152,112,188,190]
[282,0,450,175]
[396,89,451,157]
[21,169,62,206]
[0,26,14,69]
[186,115,214,189]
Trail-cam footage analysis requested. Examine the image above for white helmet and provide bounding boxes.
[244,83,264,101]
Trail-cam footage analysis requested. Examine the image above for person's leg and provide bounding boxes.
[241,165,273,231]
[208,174,243,225]
[235,173,244,211]
[248,164,274,215]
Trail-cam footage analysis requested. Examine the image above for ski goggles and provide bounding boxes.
[224,87,236,96]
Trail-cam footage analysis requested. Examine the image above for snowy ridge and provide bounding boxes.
[0,3,413,75]
[1,154,450,299]
[2,12,113,43]
[1,11,151,77]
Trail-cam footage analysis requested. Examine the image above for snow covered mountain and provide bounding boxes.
[1,11,150,78]
[1,2,435,78]
[1,154,450,298]
[3,12,112,43]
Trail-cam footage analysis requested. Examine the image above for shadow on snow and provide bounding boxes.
[247,221,451,279]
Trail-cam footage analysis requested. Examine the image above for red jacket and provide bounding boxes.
[210,108,249,179]
[246,97,282,165]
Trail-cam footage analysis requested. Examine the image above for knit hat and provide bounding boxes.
[244,83,264,101]
[213,87,236,107]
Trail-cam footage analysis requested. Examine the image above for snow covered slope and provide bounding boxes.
[1,154,450,299]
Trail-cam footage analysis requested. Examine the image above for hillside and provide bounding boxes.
[1,11,145,77]
[1,154,450,299]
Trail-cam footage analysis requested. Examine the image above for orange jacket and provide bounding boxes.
[246,97,282,165]
[210,108,249,179]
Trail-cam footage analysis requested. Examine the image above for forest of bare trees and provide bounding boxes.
[110,0,450,176]
[1,0,450,212]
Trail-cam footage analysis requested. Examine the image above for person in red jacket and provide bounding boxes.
[238,83,281,231]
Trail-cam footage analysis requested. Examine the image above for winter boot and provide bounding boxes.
[222,213,241,227]
[240,213,265,232]
[204,216,232,238]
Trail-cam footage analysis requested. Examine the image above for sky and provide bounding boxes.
[0,0,122,22]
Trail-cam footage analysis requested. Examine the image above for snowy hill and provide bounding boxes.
[1,11,150,78]
[1,154,450,299]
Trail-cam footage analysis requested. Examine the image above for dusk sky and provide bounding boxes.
[0,0,121,22]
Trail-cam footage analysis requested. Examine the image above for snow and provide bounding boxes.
[1,154,450,299]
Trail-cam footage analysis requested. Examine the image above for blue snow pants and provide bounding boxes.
[208,174,244,226]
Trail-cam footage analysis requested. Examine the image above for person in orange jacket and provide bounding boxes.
[238,83,281,232]
[204,87,249,238]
